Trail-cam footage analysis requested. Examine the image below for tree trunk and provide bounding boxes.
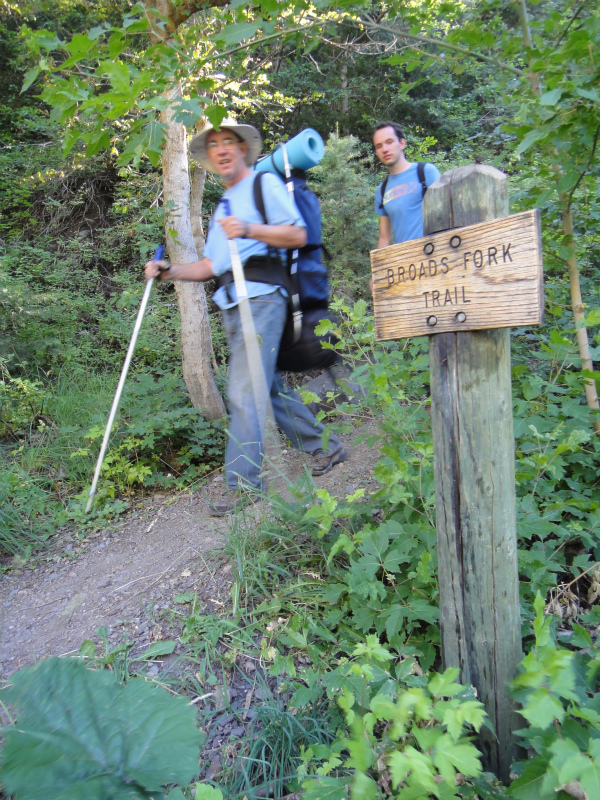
[562,205,600,432]
[146,0,225,419]
[340,58,349,117]
[189,153,219,373]
[161,103,225,419]
[516,0,599,431]
[190,161,207,252]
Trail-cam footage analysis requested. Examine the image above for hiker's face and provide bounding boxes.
[373,127,406,169]
[206,129,248,183]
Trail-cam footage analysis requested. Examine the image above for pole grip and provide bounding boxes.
[221,198,231,217]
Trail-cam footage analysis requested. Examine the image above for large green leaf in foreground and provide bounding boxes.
[0,657,202,799]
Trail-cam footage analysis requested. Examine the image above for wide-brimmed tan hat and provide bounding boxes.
[189,118,262,173]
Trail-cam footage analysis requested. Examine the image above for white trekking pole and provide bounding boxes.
[221,200,273,427]
[85,245,165,513]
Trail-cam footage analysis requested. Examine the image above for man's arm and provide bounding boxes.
[376,215,392,250]
[218,216,306,249]
[144,257,215,282]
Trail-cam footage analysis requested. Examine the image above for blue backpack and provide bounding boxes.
[252,170,339,373]
[252,169,330,310]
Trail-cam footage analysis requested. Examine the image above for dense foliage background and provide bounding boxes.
[1,0,600,798]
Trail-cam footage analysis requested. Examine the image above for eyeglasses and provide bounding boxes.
[206,138,240,150]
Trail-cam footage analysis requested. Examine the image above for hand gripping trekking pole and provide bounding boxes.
[85,245,165,513]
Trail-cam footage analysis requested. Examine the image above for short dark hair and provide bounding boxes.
[373,122,406,143]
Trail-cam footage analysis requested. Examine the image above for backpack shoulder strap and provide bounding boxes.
[252,172,268,224]
[378,175,389,212]
[417,162,428,198]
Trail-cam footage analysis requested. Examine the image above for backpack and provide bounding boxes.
[253,169,330,311]
[378,161,428,211]
[252,170,340,373]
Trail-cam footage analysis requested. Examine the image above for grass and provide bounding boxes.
[0,367,121,555]
[223,694,335,800]
[223,490,330,617]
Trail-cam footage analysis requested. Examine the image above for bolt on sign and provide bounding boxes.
[371,209,543,340]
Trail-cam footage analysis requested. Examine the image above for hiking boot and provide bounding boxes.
[311,446,348,476]
[208,491,260,517]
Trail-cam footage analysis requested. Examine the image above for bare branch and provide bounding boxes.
[359,16,524,77]
[567,123,600,209]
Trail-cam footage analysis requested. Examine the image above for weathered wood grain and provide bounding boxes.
[426,164,523,782]
[371,209,543,339]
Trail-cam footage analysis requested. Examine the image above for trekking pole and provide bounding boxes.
[221,200,272,421]
[85,245,165,513]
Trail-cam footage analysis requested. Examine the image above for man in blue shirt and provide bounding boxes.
[373,122,441,248]
[145,119,346,514]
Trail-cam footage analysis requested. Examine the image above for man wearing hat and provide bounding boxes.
[145,119,347,514]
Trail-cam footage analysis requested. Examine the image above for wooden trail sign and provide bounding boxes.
[371,209,543,340]
[372,164,530,783]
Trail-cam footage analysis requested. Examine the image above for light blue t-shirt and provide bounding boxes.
[374,162,441,244]
[204,172,305,310]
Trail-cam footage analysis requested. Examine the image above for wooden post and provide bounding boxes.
[423,165,522,782]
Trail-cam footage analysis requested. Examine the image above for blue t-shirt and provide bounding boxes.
[204,172,305,310]
[374,162,441,244]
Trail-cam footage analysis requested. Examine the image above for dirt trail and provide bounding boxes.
[0,420,380,678]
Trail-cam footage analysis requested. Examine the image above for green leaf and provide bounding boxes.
[108,31,126,59]
[557,244,575,261]
[214,21,261,44]
[84,129,111,157]
[138,640,176,659]
[546,738,587,788]
[539,88,562,105]
[25,28,62,52]
[382,605,405,641]
[204,105,228,129]
[428,668,461,697]
[405,598,439,625]
[0,657,202,799]
[195,785,224,800]
[98,60,131,93]
[510,756,554,799]
[432,736,482,783]
[576,88,600,103]
[302,776,349,800]
[583,308,600,326]
[519,689,565,729]
[515,128,546,157]
[21,66,41,94]
[174,592,195,603]
[351,770,378,799]
[570,624,593,649]
[88,25,109,41]
[388,747,437,792]
[557,170,580,193]
[64,32,96,59]
[442,699,487,739]
[581,741,600,797]
[62,127,82,156]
